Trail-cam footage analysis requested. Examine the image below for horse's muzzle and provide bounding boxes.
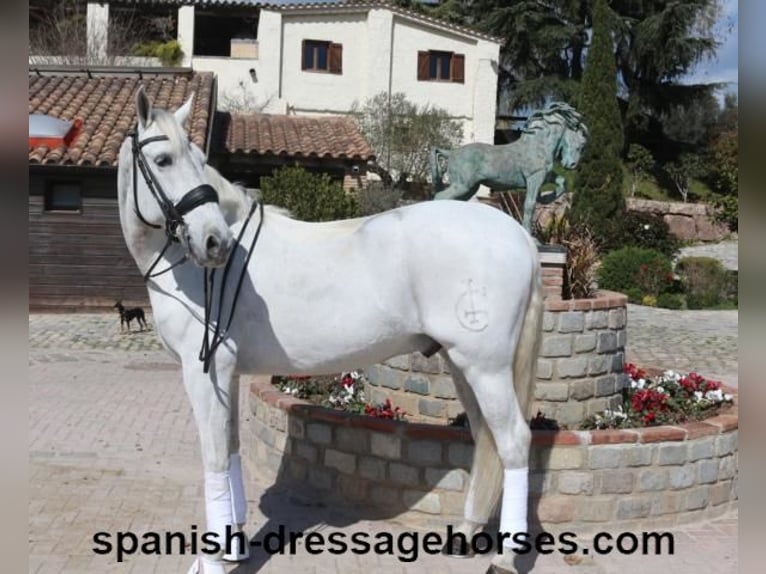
[205,231,233,266]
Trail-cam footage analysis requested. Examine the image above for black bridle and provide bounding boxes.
[130,130,264,374]
[131,131,221,279]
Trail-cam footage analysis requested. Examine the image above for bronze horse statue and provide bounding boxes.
[430,102,588,231]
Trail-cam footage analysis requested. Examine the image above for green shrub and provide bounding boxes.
[624,287,643,304]
[132,40,184,66]
[710,194,738,232]
[725,270,738,307]
[676,256,728,309]
[601,211,680,257]
[598,247,673,299]
[656,292,684,309]
[356,181,403,216]
[259,166,358,222]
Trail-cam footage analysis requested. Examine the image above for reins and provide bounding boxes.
[198,200,264,373]
[130,129,264,374]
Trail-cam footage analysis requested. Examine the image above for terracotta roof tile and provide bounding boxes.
[28,70,216,167]
[222,112,374,161]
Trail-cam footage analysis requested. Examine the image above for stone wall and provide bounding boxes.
[245,377,738,532]
[364,291,628,428]
[625,198,732,242]
[534,291,628,428]
[364,354,461,423]
[533,195,733,243]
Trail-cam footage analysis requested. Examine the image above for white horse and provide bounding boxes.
[117,88,543,574]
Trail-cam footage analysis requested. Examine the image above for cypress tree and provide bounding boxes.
[570,0,625,245]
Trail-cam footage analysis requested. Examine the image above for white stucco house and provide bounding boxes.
[55,0,501,146]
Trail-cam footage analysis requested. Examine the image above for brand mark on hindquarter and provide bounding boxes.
[456,279,489,332]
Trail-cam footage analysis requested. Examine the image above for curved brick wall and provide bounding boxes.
[364,291,628,427]
[534,291,628,427]
[245,378,737,532]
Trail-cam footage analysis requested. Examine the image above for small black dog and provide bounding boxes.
[114,301,148,332]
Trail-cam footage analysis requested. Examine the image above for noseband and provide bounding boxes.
[131,131,220,243]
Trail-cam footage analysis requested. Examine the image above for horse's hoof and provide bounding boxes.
[485,565,518,574]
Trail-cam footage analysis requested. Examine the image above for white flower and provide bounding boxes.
[637,378,646,389]
[643,224,651,230]
[724,393,733,401]
[694,391,704,402]
[656,386,666,394]
[705,389,723,402]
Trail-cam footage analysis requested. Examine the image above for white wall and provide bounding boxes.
[72,4,499,142]
[279,12,369,114]
[390,17,476,120]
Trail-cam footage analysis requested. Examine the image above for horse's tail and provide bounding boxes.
[512,232,544,420]
[430,147,449,192]
[462,233,543,524]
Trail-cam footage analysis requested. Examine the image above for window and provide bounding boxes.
[417,51,465,83]
[44,182,81,212]
[302,40,342,74]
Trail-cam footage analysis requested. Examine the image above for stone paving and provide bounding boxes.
[29,240,738,573]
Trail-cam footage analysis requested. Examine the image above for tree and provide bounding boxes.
[706,94,737,230]
[665,153,703,203]
[570,0,625,245]
[468,0,589,109]
[29,0,179,66]
[463,0,725,154]
[626,144,654,197]
[352,92,463,188]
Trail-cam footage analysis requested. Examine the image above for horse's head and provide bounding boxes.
[128,87,233,268]
[559,125,588,169]
[542,103,588,169]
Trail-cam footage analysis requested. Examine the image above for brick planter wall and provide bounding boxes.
[534,291,628,428]
[364,291,628,428]
[245,378,737,532]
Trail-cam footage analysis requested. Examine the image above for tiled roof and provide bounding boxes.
[28,70,216,167]
[220,112,374,161]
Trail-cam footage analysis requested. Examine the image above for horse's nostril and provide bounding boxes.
[206,235,219,253]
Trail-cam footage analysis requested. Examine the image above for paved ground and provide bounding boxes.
[29,240,738,573]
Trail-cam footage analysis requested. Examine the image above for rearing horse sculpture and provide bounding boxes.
[430,102,588,231]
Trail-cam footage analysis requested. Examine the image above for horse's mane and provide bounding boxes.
[202,164,256,225]
[523,102,587,135]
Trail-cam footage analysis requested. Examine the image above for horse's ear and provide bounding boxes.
[136,87,152,129]
[174,92,195,130]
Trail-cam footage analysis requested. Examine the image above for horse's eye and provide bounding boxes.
[155,155,172,168]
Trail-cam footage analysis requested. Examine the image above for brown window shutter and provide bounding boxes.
[452,53,465,83]
[417,51,429,81]
[329,43,343,74]
[301,40,308,70]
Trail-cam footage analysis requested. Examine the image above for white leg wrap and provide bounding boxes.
[228,454,247,525]
[499,467,529,551]
[204,471,233,542]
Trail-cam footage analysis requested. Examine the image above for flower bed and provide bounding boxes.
[243,374,737,532]
[581,364,734,429]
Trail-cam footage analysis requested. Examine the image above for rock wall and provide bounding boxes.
[533,195,733,242]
